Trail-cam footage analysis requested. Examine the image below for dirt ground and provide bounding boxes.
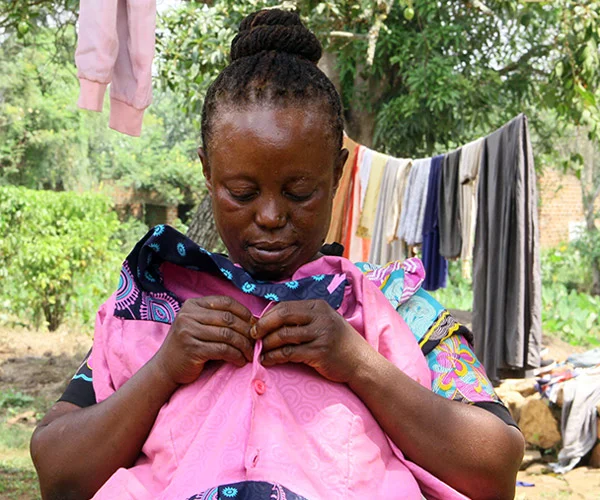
[0,325,599,499]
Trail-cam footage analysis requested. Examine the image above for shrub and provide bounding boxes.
[0,186,122,331]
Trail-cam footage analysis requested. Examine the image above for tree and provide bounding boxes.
[156,0,600,281]
[0,26,204,205]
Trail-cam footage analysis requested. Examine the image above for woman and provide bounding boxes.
[31,10,524,499]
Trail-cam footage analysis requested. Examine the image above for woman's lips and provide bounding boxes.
[247,245,297,264]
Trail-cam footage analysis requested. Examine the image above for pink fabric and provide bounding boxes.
[91,256,467,499]
[75,0,156,137]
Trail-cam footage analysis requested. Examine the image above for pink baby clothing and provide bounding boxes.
[75,0,156,136]
[90,252,468,499]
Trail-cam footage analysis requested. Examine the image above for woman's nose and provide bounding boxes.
[254,197,288,229]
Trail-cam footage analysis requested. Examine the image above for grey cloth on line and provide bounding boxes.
[458,138,484,275]
[549,374,600,473]
[370,157,411,265]
[438,148,462,258]
[472,114,542,382]
[397,158,431,245]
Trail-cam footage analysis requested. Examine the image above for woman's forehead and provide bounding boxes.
[211,105,333,146]
[208,105,338,167]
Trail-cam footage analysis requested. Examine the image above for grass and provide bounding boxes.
[0,422,39,499]
[0,390,43,499]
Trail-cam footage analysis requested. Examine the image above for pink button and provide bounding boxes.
[253,379,266,395]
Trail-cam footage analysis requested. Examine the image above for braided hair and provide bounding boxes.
[201,9,344,155]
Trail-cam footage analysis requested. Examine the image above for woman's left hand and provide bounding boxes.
[252,299,372,383]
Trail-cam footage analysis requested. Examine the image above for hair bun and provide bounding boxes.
[230,9,322,64]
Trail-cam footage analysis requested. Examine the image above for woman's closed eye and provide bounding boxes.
[284,189,315,202]
[229,190,258,202]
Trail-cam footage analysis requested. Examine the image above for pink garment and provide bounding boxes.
[75,0,156,137]
[91,256,468,499]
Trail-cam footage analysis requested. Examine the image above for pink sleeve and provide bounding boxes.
[75,0,119,112]
[90,294,119,403]
[109,0,156,136]
[75,0,156,137]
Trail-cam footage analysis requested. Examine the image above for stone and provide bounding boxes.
[497,390,526,422]
[519,398,562,449]
[520,449,542,470]
[513,379,539,397]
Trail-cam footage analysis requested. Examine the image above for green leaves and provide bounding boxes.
[0,187,122,331]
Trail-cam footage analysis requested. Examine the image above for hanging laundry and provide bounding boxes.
[344,146,370,262]
[550,374,600,473]
[458,138,484,279]
[370,157,412,265]
[357,151,389,239]
[438,148,462,259]
[473,114,542,382]
[397,158,431,246]
[421,155,447,291]
[75,0,156,136]
[326,135,359,244]
[358,148,374,211]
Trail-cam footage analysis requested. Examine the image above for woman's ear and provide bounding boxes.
[198,147,213,194]
[333,148,349,192]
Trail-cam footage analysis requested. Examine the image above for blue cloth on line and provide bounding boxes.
[421,154,447,291]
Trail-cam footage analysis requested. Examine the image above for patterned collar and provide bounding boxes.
[114,225,348,323]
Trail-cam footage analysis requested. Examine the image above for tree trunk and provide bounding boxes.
[186,194,222,251]
[319,50,378,148]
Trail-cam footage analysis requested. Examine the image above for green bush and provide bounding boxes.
[430,253,599,347]
[541,244,591,293]
[0,186,126,331]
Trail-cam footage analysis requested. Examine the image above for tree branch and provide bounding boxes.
[496,45,552,75]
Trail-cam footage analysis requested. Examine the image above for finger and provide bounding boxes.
[261,325,317,352]
[261,343,312,367]
[198,325,254,362]
[198,340,248,368]
[191,295,254,324]
[253,301,318,340]
[194,306,253,338]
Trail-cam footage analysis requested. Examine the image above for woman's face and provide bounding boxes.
[200,104,347,281]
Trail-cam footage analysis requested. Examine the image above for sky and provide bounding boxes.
[157,0,182,14]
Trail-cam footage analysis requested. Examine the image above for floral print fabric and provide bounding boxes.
[356,260,498,405]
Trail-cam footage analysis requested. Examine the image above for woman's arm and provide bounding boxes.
[31,360,178,500]
[256,300,524,500]
[347,347,524,500]
[31,296,255,500]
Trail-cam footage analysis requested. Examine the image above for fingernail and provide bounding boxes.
[250,325,257,339]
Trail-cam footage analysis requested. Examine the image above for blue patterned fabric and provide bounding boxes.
[186,481,308,499]
[114,226,348,322]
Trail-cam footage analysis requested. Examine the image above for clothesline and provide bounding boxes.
[328,114,542,381]
[327,135,482,290]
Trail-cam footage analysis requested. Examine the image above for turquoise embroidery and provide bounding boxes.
[312,274,325,281]
[264,292,279,301]
[149,243,160,252]
[153,224,165,236]
[177,242,186,256]
[242,282,256,293]
[285,280,299,289]
[222,487,238,497]
[144,271,155,282]
[220,268,233,280]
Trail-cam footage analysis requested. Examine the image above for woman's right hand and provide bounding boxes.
[152,295,255,386]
